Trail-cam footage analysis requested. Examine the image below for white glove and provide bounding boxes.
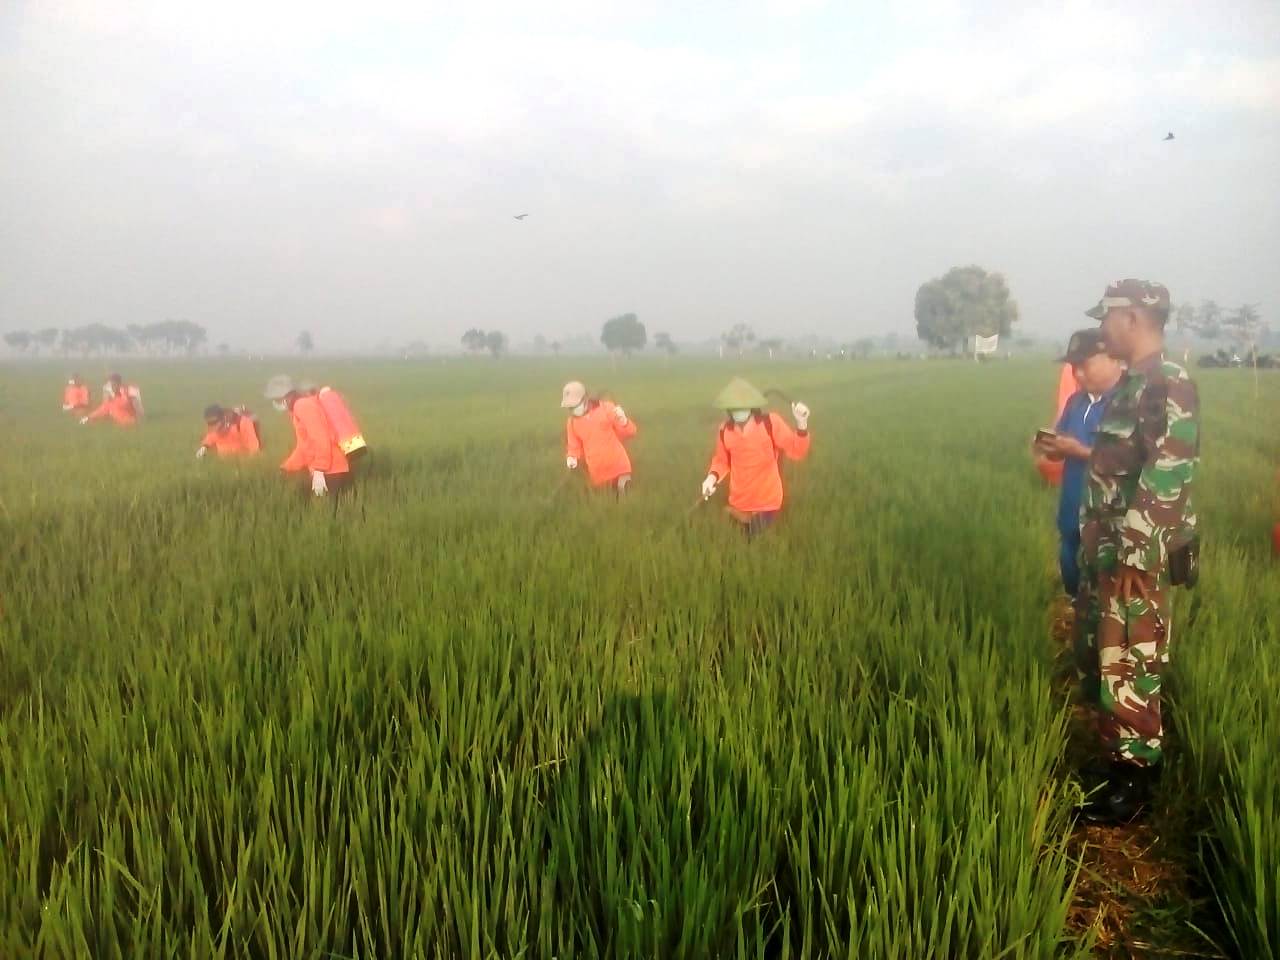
[701,474,718,499]
[79,416,89,425]
[61,404,72,411]
[614,405,628,425]
[311,470,328,496]
[195,446,207,460]
[566,456,579,470]
[792,402,810,431]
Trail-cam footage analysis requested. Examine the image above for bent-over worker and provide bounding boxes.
[81,374,140,427]
[264,374,351,497]
[196,404,262,458]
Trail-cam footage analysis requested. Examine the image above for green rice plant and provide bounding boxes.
[0,356,1269,957]
[1167,369,1280,958]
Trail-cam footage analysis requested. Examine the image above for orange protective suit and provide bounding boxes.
[63,383,90,412]
[86,389,138,426]
[316,387,367,457]
[566,401,636,487]
[707,412,810,513]
[1036,364,1078,486]
[281,395,349,475]
[201,415,262,457]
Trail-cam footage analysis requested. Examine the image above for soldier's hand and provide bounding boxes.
[1116,563,1153,603]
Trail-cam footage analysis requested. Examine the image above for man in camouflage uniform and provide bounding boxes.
[1074,279,1199,824]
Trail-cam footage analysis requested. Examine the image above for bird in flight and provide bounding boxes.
[1164,132,1175,141]
[513,213,529,220]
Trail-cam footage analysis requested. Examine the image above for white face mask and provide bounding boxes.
[730,409,751,425]
[272,399,288,413]
[571,401,588,417]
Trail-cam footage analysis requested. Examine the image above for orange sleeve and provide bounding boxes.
[1055,363,1077,419]
[199,428,219,449]
[86,399,112,421]
[613,410,637,440]
[281,442,306,472]
[296,401,336,472]
[280,413,309,472]
[239,418,261,453]
[769,413,810,461]
[708,427,730,480]
[565,419,584,459]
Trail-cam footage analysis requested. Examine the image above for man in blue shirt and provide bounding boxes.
[1036,330,1124,595]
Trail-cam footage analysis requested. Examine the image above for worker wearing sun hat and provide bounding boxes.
[561,380,637,494]
[264,374,350,497]
[700,377,810,537]
[1074,279,1200,825]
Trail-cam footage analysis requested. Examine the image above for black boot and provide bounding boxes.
[1077,761,1160,826]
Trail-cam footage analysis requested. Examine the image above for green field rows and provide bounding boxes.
[0,359,1275,958]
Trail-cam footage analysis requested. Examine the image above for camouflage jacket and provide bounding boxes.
[1081,352,1199,575]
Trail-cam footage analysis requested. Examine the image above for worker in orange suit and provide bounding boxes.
[81,373,139,426]
[561,380,637,495]
[61,376,90,415]
[700,378,810,538]
[297,379,369,466]
[195,405,262,459]
[264,374,350,497]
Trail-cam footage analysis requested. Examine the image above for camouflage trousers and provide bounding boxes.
[1073,567,1171,767]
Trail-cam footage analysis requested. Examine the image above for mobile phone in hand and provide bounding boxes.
[1034,429,1057,445]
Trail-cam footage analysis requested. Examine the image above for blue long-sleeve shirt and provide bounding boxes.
[1055,388,1114,536]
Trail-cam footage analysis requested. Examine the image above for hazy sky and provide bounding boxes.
[2,0,1278,351]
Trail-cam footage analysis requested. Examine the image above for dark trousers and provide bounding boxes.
[743,510,779,541]
[1059,527,1081,596]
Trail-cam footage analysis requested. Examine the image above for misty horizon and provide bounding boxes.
[3,1,1278,353]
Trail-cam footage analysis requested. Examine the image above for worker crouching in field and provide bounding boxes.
[80,374,140,426]
[264,375,351,498]
[700,378,810,538]
[61,376,90,415]
[561,380,637,496]
[195,405,262,458]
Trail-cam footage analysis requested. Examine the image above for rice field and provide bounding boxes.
[0,358,1275,958]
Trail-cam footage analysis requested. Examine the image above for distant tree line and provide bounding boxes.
[3,321,208,357]
[1172,301,1265,353]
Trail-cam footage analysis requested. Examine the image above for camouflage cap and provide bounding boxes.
[713,377,768,410]
[1085,279,1171,320]
[1060,328,1108,365]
